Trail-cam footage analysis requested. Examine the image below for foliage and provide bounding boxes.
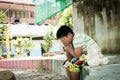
[0,10,8,56]
[0,48,2,57]
[23,38,34,51]
[58,6,73,30]
[23,38,35,56]
[11,37,24,56]
[0,10,9,40]
[0,26,5,34]
[36,66,45,72]
[0,11,7,40]
[41,27,56,52]
[0,11,8,24]
[11,37,35,56]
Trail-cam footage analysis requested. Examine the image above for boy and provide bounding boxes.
[56,25,108,80]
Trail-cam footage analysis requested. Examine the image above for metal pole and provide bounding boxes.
[5,25,10,59]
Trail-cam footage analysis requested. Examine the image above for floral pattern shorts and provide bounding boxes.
[63,54,87,72]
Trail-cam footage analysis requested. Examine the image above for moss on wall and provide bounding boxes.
[73,0,120,54]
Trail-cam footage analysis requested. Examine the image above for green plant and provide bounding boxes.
[41,27,56,53]
[36,66,45,72]
[58,6,73,30]
[23,38,35,56]
[11,37,24,56]
[0,10,8,24]
[0,11,7,43]
[0,11,8,57]
[11,37,35,56]
[0,48,2,57]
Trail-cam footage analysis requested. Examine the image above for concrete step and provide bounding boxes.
[84,64,120,80]
[83,55,120,80]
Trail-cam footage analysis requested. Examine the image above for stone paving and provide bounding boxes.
[0,69,68,80]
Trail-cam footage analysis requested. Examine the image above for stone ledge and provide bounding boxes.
[83,55,120,80]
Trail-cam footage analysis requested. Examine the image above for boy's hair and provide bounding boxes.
[56,25,74,39]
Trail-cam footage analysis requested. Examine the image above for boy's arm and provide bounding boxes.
[65,49,74,59]
[66,45,82,58]
[64,46,73,59]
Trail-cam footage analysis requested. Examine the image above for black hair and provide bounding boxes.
[56,25,74,39]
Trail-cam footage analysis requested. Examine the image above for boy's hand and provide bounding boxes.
[62,41,70,47]
[60,37,70,47]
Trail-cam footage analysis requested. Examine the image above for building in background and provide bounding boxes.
[0,0,35,24]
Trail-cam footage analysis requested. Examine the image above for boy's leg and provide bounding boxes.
[71,72,80,80]
[68,62,80,80]
[66,68,73,80]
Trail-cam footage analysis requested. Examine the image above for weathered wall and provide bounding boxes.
[72,0,120,54]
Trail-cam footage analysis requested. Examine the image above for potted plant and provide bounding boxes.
[11,37,24,57]
[23,38,35,56]
[41,27,56,53]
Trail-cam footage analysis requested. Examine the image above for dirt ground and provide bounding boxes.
[0,69,68,80]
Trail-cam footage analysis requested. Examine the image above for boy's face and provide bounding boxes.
[60,33,73,46]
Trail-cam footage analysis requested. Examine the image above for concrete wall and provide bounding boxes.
[72,0,120,54]
[0,58,67,77]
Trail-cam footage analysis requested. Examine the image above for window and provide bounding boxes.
[9,10,12,17]
[21,11,24,18]
[24,12,29,18]
[16,11,20,18]
[30,12,34,18]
